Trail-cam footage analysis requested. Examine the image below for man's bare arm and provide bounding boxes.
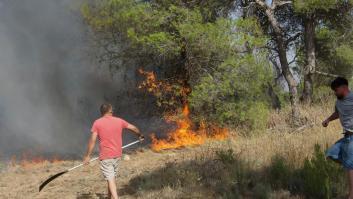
[83,132,97,164]
[322,111,339,127]
[126,124,144,140]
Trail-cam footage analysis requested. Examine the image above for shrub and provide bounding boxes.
[253,183,272,199]
[300,144,346,199]
[301,153,331,198]
[266,144,346,199]
[214,148,259,198]
[189,55,273,130]
[269,155,292,190]
[216,148,236,165]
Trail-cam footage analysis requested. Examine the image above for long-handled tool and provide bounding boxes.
[39,140,141,192]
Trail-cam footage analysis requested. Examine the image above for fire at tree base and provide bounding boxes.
[150,105,229,152]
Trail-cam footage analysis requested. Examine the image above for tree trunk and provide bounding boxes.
[262,6,301,126]
[301,15,316,104]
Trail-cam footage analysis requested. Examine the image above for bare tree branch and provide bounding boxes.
[254,0,269,9]
[314,70,339,78]
[285,32,302,46]
[257,0,292,10]
[274,0,292,9]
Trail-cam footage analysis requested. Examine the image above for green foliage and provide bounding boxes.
[316,25,353,82]
[182,18,272,129]
[267,144,347,199]
[253,183,272,199]
[336,44,353,65]
[216,148,236,165]
[214,148,254,198]
[82,0,185,59]
[301,145,332,199]
[291,0,353,92]
[153,0,235,22]
[177,17,268,84]
[294,0,338,13]
[189,54,272,129]
[215,145,347,198]
[269,155,293,189]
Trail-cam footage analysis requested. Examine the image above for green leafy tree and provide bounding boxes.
[82,0,274,130]
[294,0,353,103]
[190,54,273,129]
[240,0,303,126]
[315,14,353,84]
[239,0,353,120]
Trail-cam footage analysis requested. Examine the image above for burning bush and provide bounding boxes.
[139,69,228,151]
[150,104,228,151]
[138,69,190,112]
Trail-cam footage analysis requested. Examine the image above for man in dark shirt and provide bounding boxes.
[323,77,353,199]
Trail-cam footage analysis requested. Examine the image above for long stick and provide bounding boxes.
[68,140,140,171]
[39,140,141,192]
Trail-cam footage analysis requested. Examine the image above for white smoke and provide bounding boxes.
[0,0,168,160]
[0,0,121,158]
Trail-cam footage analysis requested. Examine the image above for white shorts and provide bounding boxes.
[100,158,119,180]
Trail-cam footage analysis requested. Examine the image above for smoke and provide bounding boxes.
[0,0,145,159]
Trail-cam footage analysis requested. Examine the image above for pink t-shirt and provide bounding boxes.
[91,116,129,160]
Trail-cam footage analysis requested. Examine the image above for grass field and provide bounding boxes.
[0,104,348,199]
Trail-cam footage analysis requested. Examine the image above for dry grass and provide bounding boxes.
[203,103,342,168]
[122,104,346,198]
[0,104,346,199]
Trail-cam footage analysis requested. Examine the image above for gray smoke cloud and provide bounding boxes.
[0,0,155,159]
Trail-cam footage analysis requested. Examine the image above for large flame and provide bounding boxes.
[138,69,229,152]
[151,104,228,151]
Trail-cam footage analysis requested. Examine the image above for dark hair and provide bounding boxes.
[100,103,113,115]
[331,77,348,90]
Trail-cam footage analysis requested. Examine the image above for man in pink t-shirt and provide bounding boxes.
[83,103,144,199]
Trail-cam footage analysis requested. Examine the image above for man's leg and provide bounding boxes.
[326,138,344,163]
[107,182,112,198]
[107,178,118,199]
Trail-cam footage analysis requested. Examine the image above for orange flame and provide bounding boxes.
[151,104,228,151]
[138,69,172,93]
[138,68,229,152]
[10,153,62,168]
